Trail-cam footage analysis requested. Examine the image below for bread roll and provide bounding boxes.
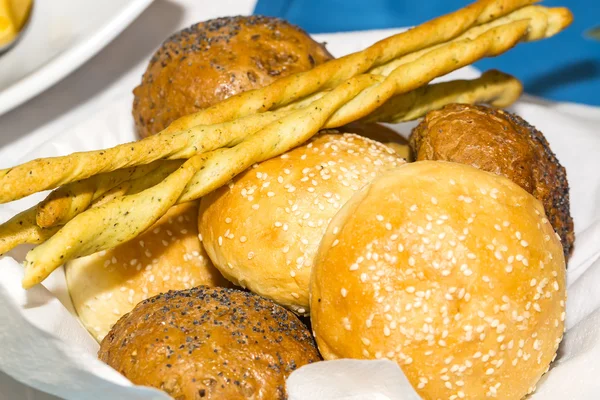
[310,161,566,400]
[132,15,332,138]
[99,286,321,400]
[66,202,229,341]
[199,132,405,314]
[410,104,573,257]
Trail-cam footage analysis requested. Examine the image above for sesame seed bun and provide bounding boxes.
[310,161,566,399]
[66,202,230,342]
[198,132,405,314]
[98,286,321,400]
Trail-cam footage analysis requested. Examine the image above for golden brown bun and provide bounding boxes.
[199,132,404,314]
[66,202,229,342]
[310,161,566,400]
[99,286,321,400]
[133,15,333,138]
[410,104,573,257]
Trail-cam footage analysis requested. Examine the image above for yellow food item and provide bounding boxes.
[0,0,17,47]
[9,0,32,31]
[0,0,31,46]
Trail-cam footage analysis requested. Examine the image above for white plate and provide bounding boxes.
[0,0,154,116]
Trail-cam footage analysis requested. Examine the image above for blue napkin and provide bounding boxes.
[254,0,600,106]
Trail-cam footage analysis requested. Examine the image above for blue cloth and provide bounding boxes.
[254,0,600,106]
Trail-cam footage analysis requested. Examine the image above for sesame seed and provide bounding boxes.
[341,288,348,297]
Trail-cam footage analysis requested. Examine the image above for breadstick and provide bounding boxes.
[369,5,570,77]
[0,161,184,255]
[0,111,287,204]
[165,0,537,132]
[0,5,570,258]
[179,20,531,202]
[22,153,209,288]
[23,4,563,216]
[35,160,171,228]
[322,8,571,128]
[0,207,58,255]
[0,70,520,253]
[0,0,539,204]
[363,69,523,123]
[21,73,379,288]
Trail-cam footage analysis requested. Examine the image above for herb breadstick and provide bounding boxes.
[0,70,520,253]
[0,5,571,257]
[0,0,539,204]
[0,207,58,255]
[22,21,530,284]
[369,5,571,77]
[21,73,379,288]
[22,154,208,288]
[35,160,170,228]
[165,0,537,132]
[179,20,531,202]
[363,69,523,123]
[0,161,184,255]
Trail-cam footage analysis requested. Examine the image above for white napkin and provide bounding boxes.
[287,360,422,400]
[1,24,600,400]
